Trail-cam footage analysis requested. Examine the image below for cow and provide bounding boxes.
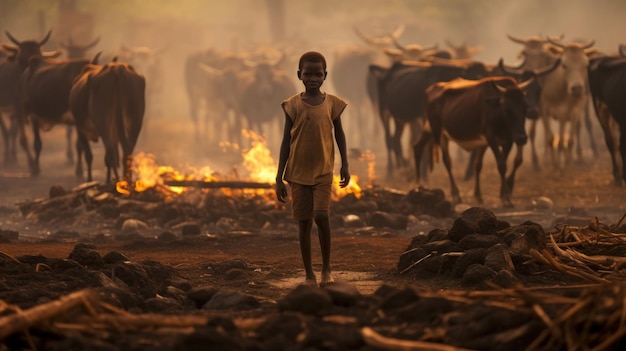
[369,59,490,177]
[14,51,100,176]
[70,61,145,183]
[413,76,533,207]
[620,44,626,57]
[234,55,297,151]
[532,39,596,170]
[458,57,562,181]
[58,35,101,164]
[189,49,249,146]
[507,34,598,167]
[588,53,626,186]
[444,39,483,59]
[331,26,405,148]
[0,30,59,166]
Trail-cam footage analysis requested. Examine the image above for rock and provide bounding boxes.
[49,185,67,198]
[50,230,80,240]
[461,264,497,286]
[342,214,365,228]
[423,240,462,255]
[211,259,249,274]
[427,228,449,242]
[452,248,488,278]
[395,297,454,323]
[323,281,361,307]
[459,234,503,250]
[181,223,202,236]
[491,270,522,288]
[0,229,18,242]
[143,295,186,313]
[174,327,242,351]
[102,251,130,264]
[121,219,149,232]
[508,222,547,255]
[484,244,515,273]
[531,196,554,210]
[202,290,260,311]
[378,286,419,310]
[187,286,219,308]
[397,246,427,272]
[68,243,104,267]
[278,284,333,315]
[158,231,178,241]
[448,207,499,242]
[367,211,408,230]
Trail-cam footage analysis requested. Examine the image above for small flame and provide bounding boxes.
[332,174,362,201]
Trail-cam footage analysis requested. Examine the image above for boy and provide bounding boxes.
[275,51,350,287]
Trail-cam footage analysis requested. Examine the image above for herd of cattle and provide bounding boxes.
[0,26,625,208]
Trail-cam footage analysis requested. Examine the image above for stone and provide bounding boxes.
[367,211,408,230]
[452,248,488,278]
[484,244,515,273]
[461,264,497,286]
[458,234,503,250]
[187,286,219,308]
[278,284,333,315]
[448,207,499,242]
[323,281,361,307]
[121,219,149,232]
[202,290,260,311]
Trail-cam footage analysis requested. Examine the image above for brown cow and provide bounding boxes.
[413,76,533,207]
[70,62,145,183]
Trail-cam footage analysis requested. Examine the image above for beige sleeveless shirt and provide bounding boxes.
[281,92,347,185]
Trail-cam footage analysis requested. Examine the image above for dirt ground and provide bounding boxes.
[1,119,625,303]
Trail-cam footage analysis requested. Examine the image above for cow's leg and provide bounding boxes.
[75,131,94,182]
[488,142,513,208]
[31,120,42,176]
[584,98,598,157]
[17,120,35,173]
[594,103,621,185]
[66,125,74,164]
[463,150,477,181]
[8,114,18,165]
[412,129,432,183]
[541,112,556,170]
[381,112,394,177]
[506,143,524,197]
[0,114,9,166]
[391,119,407,170]
[619,123,626,188]
[441,137,461,204]
[472,146,487,204]
[528,119,541,171]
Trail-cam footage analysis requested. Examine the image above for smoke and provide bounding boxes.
[2,0,625,173]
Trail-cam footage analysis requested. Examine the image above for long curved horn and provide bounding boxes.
[548,34,564,42]
[352,26,384,46]
[620,44,626,57]
[506,34,527,45]
[390,25,405,40]
[82,37,101,50]
[498,58,525,75]
[42,50,62,58]
[580,40,595,50]
[533,58,561,77]
[1,44,18,53]
[38,30,52,46]
[546,37,565,48]
[422,43,439,52]
[90,51,101,65]
[5,31,21,45]
[494,81,508,93]
[391,36,407,51]
[517,77,535,90]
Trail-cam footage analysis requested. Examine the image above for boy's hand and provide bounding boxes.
[339,167,351,188]
[275,180,288,203]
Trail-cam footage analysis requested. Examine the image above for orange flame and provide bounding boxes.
[116,129,365,201]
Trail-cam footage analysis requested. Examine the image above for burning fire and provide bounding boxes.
[117,130,365,201]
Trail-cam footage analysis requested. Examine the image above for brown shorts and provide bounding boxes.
[289,182,332,220]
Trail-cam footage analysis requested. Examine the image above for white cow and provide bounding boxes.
[535,39,596,170]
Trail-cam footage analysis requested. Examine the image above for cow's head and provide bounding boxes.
[3,30,60,69]
[445,39,483,59]
[490,80,532,145]
[59,36,100,59]
[498,58,561,119]
[389,37,439,62]
[507,34,562,70]
[353,25,405,50]
[548,39,595,97]
[247,55,285,96]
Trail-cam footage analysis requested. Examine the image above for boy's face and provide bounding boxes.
[298,61,326,90]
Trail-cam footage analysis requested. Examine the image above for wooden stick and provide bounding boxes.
[361,327,478,351]
[0,289,98,340]
[163,180,273,189]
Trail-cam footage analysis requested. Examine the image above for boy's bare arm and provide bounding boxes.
[275,113,293,202]
[333,115,350,188]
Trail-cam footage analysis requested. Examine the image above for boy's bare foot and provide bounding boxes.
[303,277,318,287]
[320,271,334,287]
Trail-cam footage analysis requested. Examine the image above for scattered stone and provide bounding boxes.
[323,281,361,307]
[484,244,515,273]
[0,229,19,242]
[121,219,149,232]
[158,231,178,241]
[181,223,202,236]
[49,185,67,198]
[278,284,333,315]
[458,234,503,250]
[367,211,407,230]
[448,207,499,242]
[102,251,130,264]
[461,264,497,286]
[187,286,219,308]
[203,290,260,311]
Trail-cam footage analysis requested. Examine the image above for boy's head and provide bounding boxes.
[297,51,327,84]
[298,51,326,71]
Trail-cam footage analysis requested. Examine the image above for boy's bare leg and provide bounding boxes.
[299,219,317,285]
[314,213,334,286]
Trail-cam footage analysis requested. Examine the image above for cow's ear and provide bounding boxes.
[297,70,302,79]
[485,96,501,107]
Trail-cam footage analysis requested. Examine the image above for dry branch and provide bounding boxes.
[361,327,478,351]
[164,180,273,189]
[0,289,98,340]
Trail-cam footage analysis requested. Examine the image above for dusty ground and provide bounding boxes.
[1,119,625,303]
